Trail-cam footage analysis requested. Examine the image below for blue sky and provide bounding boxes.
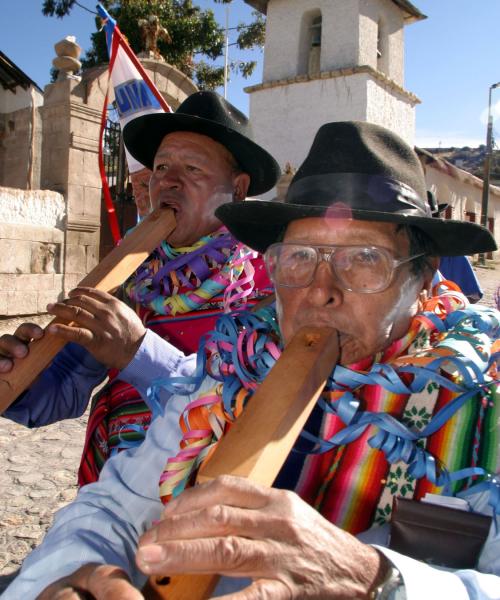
[2,0,500,148]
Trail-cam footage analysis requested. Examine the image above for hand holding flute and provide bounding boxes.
[0,288,147,373]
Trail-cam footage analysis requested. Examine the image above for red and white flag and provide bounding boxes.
[97,3,171,242]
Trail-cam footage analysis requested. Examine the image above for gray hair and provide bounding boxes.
[396,224,438,276]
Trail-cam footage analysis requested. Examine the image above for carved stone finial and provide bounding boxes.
[53,36,82,81]
[137,15,172,61]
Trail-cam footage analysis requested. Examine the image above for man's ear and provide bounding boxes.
[232,172,251,201]
[422,256,440,291]
[428,256,440,275]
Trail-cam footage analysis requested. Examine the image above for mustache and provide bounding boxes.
[294,312,351,335]
[157,193,183,211]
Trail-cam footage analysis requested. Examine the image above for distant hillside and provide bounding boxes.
[422,145,500,183]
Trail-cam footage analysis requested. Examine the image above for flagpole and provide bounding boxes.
[95,2,172,244]
[224,4,229,99]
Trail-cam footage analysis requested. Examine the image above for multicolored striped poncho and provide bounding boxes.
[154,283,500,534]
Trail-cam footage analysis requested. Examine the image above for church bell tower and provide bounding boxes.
[244,0,425,195]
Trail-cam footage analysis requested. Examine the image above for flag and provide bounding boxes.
[97,3,172,243]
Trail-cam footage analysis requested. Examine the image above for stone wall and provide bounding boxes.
[0,186,66,318]
[0,105,43,190]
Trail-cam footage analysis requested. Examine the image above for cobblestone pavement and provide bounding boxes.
[0,265,498,594]
[0,420,87,592]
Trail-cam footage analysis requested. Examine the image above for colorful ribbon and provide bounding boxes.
[150,284,500,518]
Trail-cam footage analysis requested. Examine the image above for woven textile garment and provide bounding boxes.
[156,285,500,535]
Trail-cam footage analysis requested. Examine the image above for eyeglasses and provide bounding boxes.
[264,243,425,293]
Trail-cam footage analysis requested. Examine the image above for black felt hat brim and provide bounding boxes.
[216,200,497,256]
[123,113,280,197]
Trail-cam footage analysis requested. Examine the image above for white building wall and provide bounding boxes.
[248,71,417,198]
[384,6,405,85]
[252,0,418,198]
[358,4,378,72]
[262,0,304,82]
[0,86,43,114]
[249,75,369,181]
[423,166,499,258]
[319,1,360,72]
[365,78,415,143]
[263,0,406,85]
[359,0,405,85]
[425,169,470,220]
[492,199,500,252]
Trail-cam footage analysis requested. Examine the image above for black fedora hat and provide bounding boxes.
[216,121,497,256]
[123,91,280,197]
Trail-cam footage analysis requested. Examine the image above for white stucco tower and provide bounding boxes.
[244,0,425,189]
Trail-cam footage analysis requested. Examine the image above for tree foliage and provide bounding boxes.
[42,0,265,89]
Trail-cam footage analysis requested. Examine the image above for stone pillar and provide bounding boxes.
[40,77,102,295]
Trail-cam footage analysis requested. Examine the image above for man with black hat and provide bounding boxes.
[4,121,499,600]
[0,92,279,484]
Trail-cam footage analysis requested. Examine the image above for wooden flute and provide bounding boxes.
[142,325,339,599]
[0,207,176,414]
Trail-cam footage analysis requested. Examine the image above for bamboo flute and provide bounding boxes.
[143,325,339,599]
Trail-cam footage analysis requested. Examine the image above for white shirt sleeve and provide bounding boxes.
[118,328,198,408]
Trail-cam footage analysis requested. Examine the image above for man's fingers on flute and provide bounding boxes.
[216,579,291,600]
[37,564,143,600]
[141,504,275,549]
[162,475,272,517]
[64,289,142,332]
[84,564,144,600]
[0,357,14,373]
[13,322,45,343]
[0,326,39,370]
[137,536,275,578]
[47,300,96,328]
[0,324,43,361]
[40,589,88,599]
[47,323,94,345]
[0,334,28,359]
[69,287,116,304]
